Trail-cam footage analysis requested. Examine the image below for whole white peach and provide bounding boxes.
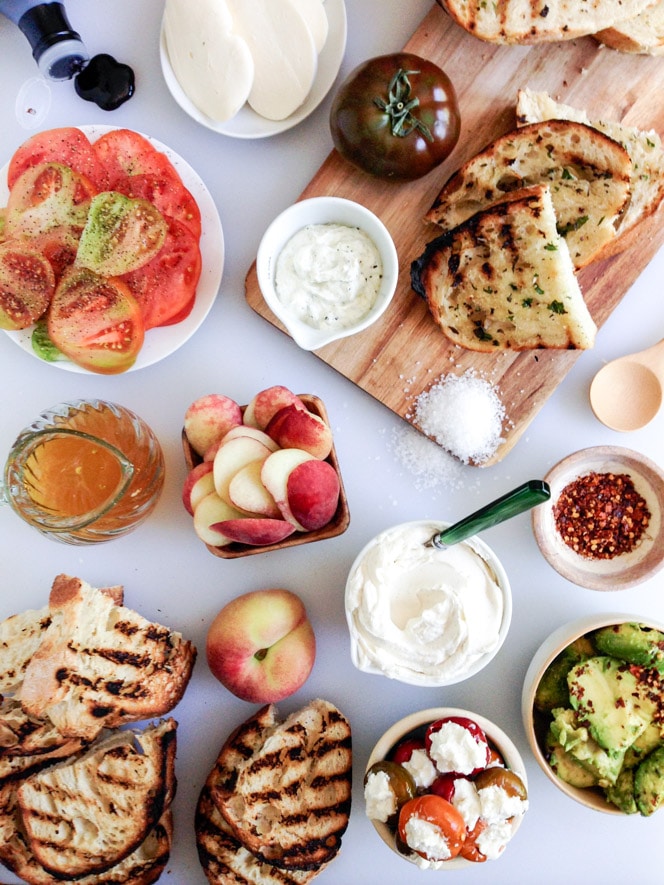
[206,588,316,702]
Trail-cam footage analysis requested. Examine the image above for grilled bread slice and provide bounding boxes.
[215,699,352,871]
[426,119,632,268]
[0,697,89,783]
[198,704,321,884]
[438,0,654,43]
[594,0,664,54]
[16,718,177,880]
[0,778,173,885]
[515,88,664,247]
[17,574,195,740]
[413,185,597,351]
[0,585,123,695]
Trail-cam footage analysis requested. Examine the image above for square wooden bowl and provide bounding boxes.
[182,394,350,558]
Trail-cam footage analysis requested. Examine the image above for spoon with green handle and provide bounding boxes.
[428,480,551,549]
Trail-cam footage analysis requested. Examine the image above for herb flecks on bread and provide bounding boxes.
[412,185,597,351]
[426,119,632,269]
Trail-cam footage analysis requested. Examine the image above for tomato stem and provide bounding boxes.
[373,69,433,142]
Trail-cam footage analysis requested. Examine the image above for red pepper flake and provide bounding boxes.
[553,471,650,560]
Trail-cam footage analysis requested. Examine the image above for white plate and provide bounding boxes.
[159,0,347,139]
[1,124,224,373]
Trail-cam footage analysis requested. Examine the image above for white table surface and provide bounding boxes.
[1,2,663,883]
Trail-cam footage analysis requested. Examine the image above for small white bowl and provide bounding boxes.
[521,613,664,814]
[366,707,528,868]
[532,446,664,591]
[344,520,511,686]
[256,196,399,350]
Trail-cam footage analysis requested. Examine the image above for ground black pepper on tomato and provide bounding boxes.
[553,471,651,559]
[329,53,461,181]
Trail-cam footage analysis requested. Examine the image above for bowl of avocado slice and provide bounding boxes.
[522,614,664,814]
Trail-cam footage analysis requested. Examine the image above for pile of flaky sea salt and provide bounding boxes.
[390,370,508,490]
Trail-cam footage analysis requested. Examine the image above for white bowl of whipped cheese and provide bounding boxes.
[256,196,398,350]
[345,521,512,686]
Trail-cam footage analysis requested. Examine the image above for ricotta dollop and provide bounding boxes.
[345,522,505,685]
[275,222,383,331]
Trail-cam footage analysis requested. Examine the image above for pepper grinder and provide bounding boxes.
[1,0,134,109]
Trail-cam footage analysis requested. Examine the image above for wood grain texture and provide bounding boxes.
[245,3,664,465]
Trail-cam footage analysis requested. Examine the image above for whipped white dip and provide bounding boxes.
[345,522,507,685]
[274,222,382,331]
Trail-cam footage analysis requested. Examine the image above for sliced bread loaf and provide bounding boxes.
[426,119,632,268]
[515,88,664,246]
[594,0,664,54]
[438,0,655,43]
[17,574,196,740]
[413,185,597,351]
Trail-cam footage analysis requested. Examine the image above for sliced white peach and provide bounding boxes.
[286,459,340,530]
[228,460,281,517]
[184,394,243,456]
[243,385,306,430]
[220,425,280,451]
[182,461,215,516]
[193,492,244,546]
[260,448,315,531]
[213,436,273,504]
[266,404,333,460]
[211,517,296,546]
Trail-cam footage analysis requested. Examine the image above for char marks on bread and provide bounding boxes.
[413,184,597,351]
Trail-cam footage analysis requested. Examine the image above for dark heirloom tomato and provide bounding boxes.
[47,266,144,374]
[0,242,55,330]
[473,766,528,800]
[329,52,460,181]
[365,760,417,819]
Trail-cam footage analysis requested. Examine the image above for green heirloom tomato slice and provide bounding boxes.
[329,52,461,181]
[47,266,144,374]
[76,192,167,277]
[6,162,96,240]
[0,241,55,330]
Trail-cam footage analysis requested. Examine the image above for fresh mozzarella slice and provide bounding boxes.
[163,0,254,122]
[289,0,329,53]
[226,0,318,121]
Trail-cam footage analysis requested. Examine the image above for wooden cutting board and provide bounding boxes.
[245,3,664,465]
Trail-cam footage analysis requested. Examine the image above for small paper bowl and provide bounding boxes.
[366,707,528,868]
[532,446,664,591]
[521,613,664,814]
[255,196,399,350]
[344,521,511,686]
[182,394,349,558]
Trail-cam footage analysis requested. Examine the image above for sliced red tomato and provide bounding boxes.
[29,226,79,279]
[112,171,202,239]
[397,794,466,861]
[92,128,179,189]
[47,266,144,374]
[122,217,201,329]
[7,127,105,191]
[0,241,55,330]
[7,162,96,240]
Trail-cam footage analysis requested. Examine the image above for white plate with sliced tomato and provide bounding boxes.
[0,124,223,373]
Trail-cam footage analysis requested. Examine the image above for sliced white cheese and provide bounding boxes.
[163,0,254,122]
[289,0,329,53]
[226,0,318,121]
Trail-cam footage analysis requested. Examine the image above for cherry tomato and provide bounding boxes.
[7,127,106,191]
[425,717,490,776]
[122,217,201,329]
[47,266,144,374]
[329,52,460,181]
[113,172,202,240]
[459,819,488,863]
[0,242,55,330]
[391,737,425,765]
[364,760,417,821]
[473,767,528,800]
[397,794,466,861]
[430,772,470,803]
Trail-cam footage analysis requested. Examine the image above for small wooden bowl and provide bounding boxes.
[182,394,350,558]
[532,446,664,590]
